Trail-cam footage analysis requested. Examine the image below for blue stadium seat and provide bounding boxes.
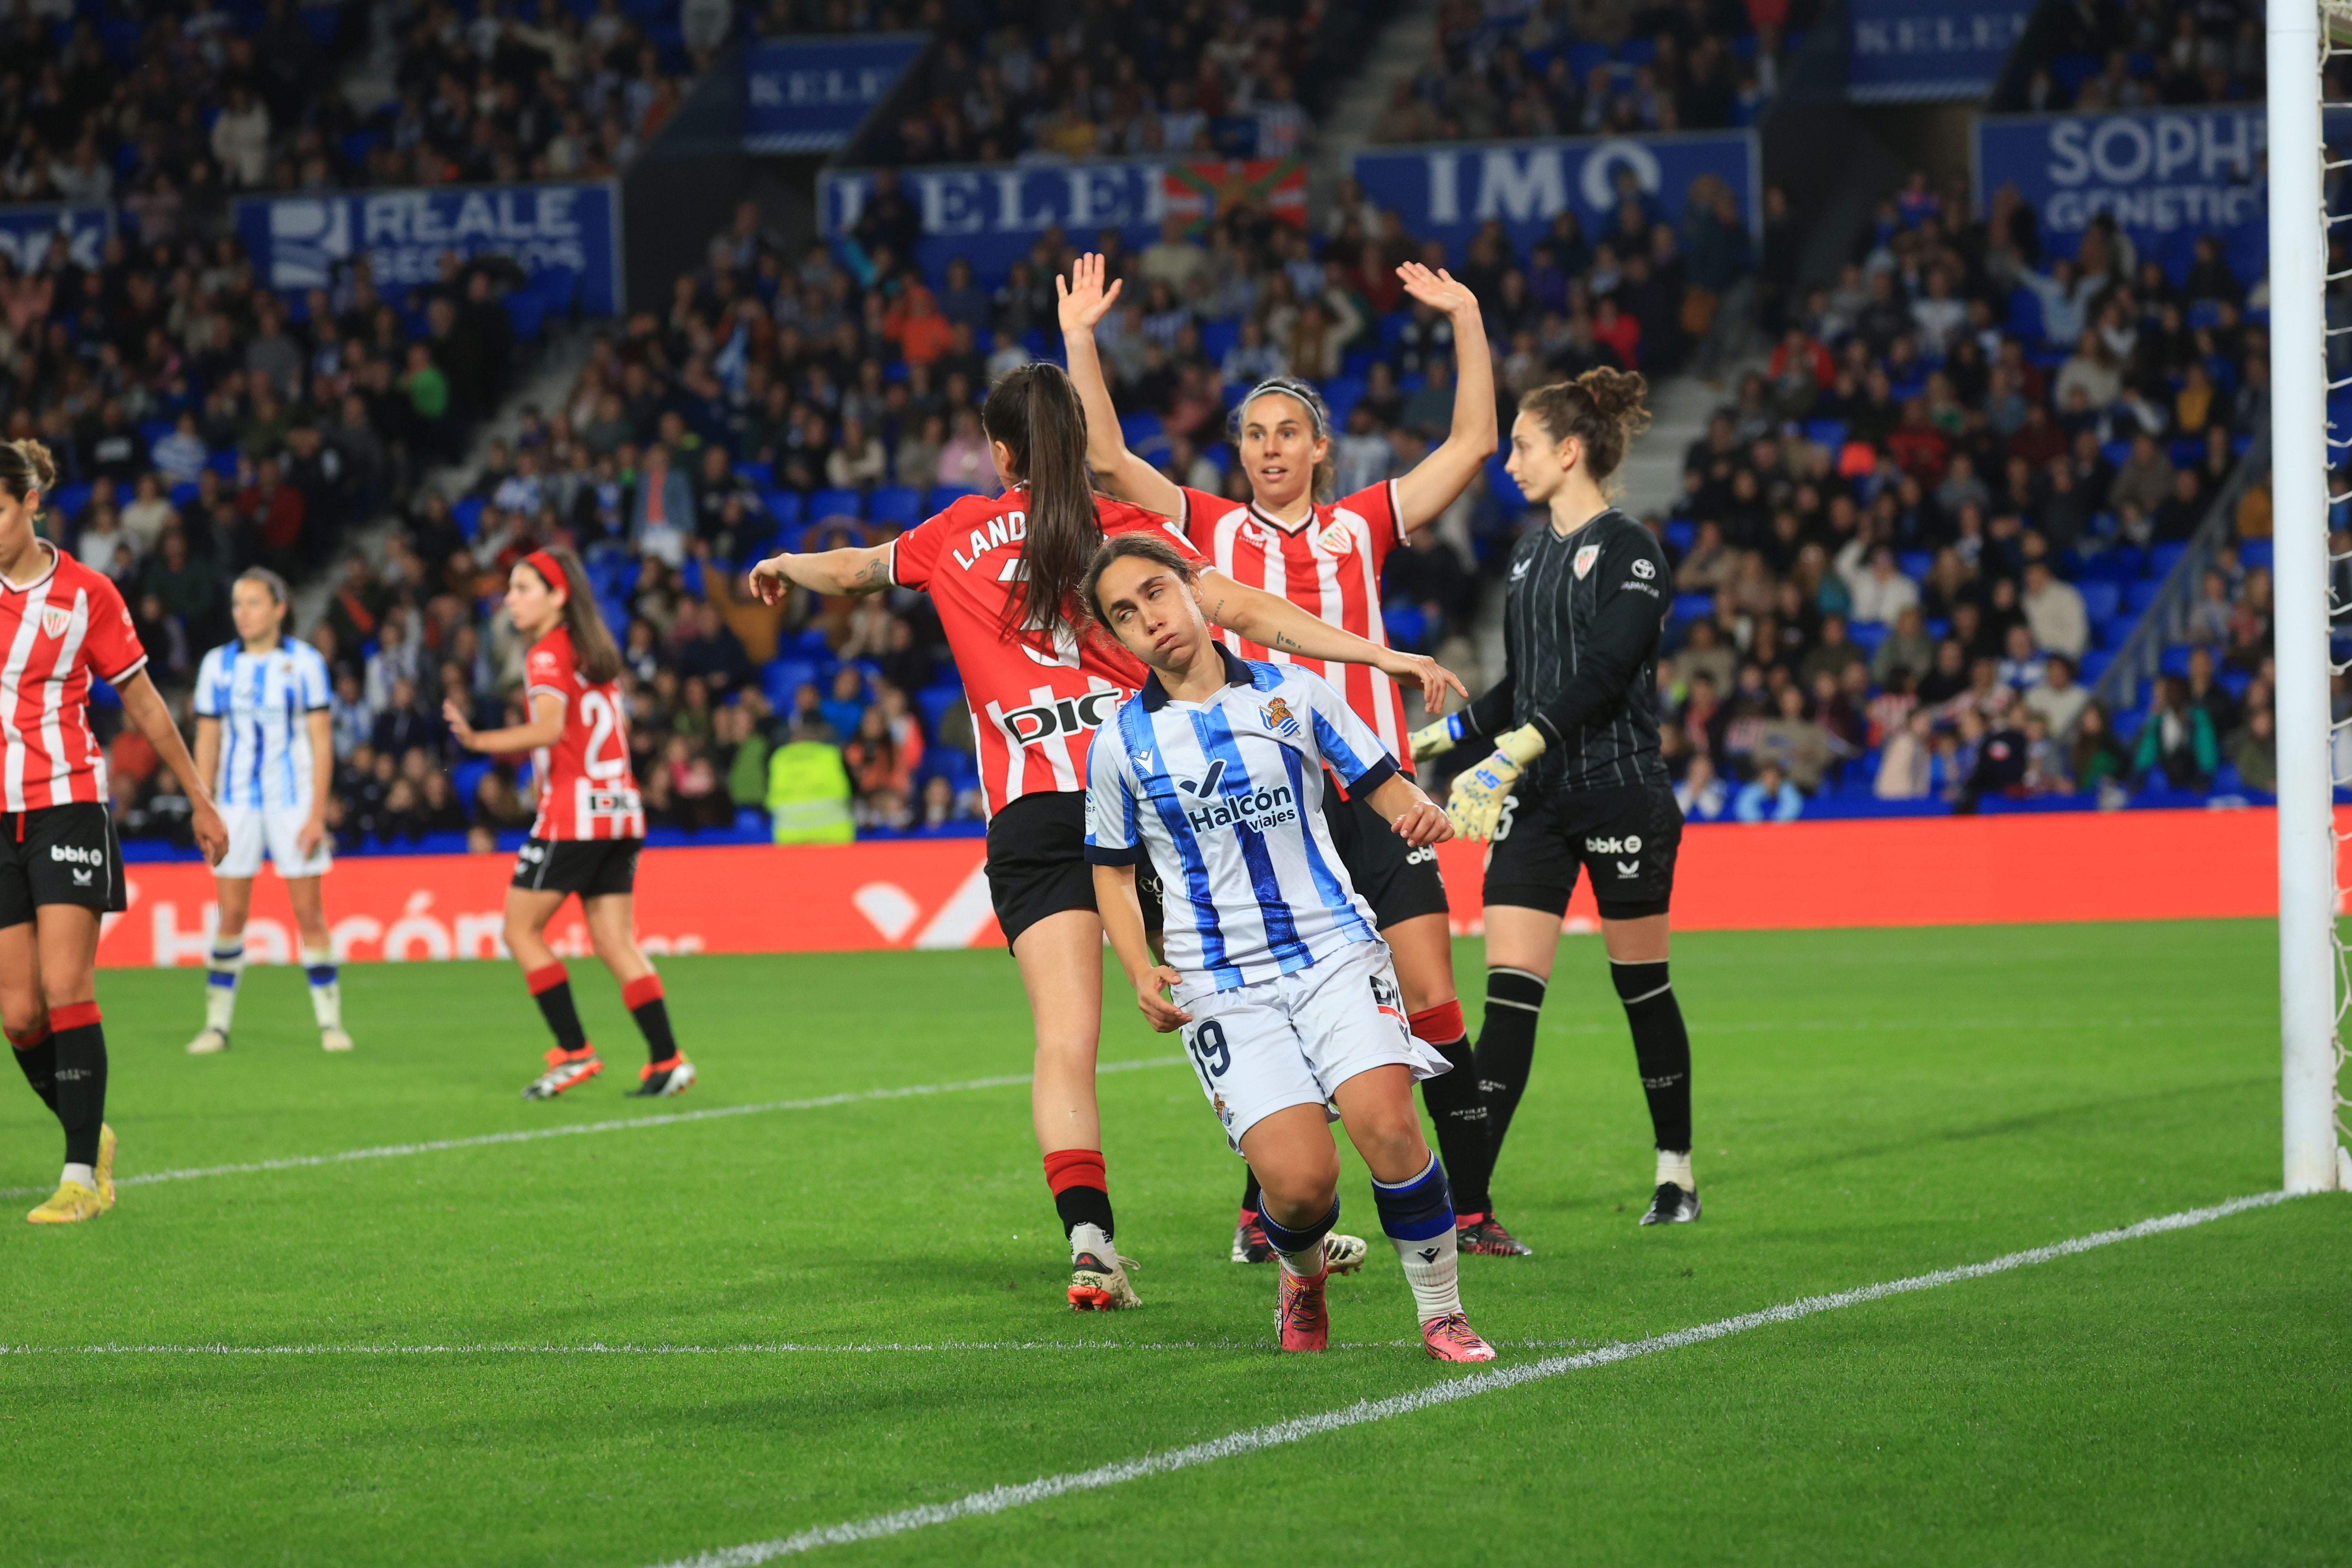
[1199,320,1240,363]
[1671,592,1714,622]
[2079,580,2123,621]
[138,418,173,453]
[2239,539,2274,570]
[916,682,965,739]
[2078,647,2117,683]
[1804,419,1848,452]
[2100,440,2133,467]
[1664,519,1695,555]
[453,758,492,810]
[808,487,863,522]
[2158,644,2192,676]
[2149,541,2188,579]
[763,657,824,710]
[1848,621,1888,653]
[453,496,484,537]
[1896,550,1932,581]
[1382,603,1429,650]
[1119,411,1164,450]
[761,491,804,530]
[2095,612,2136,649]
[1321,376,1365,423]
[737,460,773,487]
[868,486,924,527]
[169,482,198,509]
[53,482,91,520]
[929,484,983,512]
[2125,579,2164,613]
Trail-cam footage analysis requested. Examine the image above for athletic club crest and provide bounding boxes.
[38,605,70,639]
[1573,544,1601,579]
[1259,697,1303,737]
[1315,517,1354,556]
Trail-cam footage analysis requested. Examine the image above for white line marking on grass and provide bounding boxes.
[652,1189,2300,1566]
[0,1057,1183,1199]
[0,1338,1605,1356]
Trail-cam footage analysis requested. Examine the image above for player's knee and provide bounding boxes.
[1252,1145,1339,1218]
[3,999,48,1043]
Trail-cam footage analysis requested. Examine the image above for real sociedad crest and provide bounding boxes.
[1573,544,1601,579]
[39,605,69,639]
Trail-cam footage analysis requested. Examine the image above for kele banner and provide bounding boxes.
[1848,0,2031,103]
[746,34,928,153]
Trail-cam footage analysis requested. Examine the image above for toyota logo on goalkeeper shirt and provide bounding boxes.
[998,690,1126,745]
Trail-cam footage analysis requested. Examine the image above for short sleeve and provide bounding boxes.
[889,511,946,591]
[193,648,225,717]
[1102,501,1206,564]
[1299,670,1396,793]
[80,574,146,685]
[1341,481,1401,564]
[524,640,575,708]
[1172,485,1227,544]
[299,647,331,710]
[1082,715,1143,866]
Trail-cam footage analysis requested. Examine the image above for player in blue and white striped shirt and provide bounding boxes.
[185,569,350,1056]
[1082,533,1494,1362]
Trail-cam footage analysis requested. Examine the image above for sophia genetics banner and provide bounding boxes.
[0,203,110,271]
[233,181,622,314]
[821,157,1307,279]
[746,33,927,153]
[1847,0,2030,103]
[1974,108,2266,283]
[1349,132,1758,258]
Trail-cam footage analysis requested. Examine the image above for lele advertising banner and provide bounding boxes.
[1348,132,1758,258]
[820,157,1307,279]
[1973,107,2266,283]
[232,181,623,314]
[1847,0,2031,103]
[0,203,111,272]
[98,809,2294,969]
[745,34,928,154]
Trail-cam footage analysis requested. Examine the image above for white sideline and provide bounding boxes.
[0,1338,1602,1356]
[0,1056,1183,1199]
[650,1190,2300,1567]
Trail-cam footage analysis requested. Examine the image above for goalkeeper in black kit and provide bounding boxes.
[1410,368,1700,1250]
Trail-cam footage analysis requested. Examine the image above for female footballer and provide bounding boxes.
[1061,254,1519,1256]
[445,545,695,1102]
[748,363,1465,1311]
[0,438,228,1223]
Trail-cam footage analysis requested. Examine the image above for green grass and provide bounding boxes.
[1,920,2344,1566]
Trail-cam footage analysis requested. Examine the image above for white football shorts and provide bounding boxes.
[1174,938,1451,1153]
[217,803,332,880]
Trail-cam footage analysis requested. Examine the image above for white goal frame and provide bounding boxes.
[2270,0,2348,1192]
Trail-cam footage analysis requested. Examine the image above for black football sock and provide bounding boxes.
[10,1024,57,1113]
[1414,1031,1488,1217]
[622,975,677,1065]
[525,963,589,1054]
[50,1004,106,1168]
[1240,1168,1262,1218]
[1470,967,1548,1204]
[1612,959,1692,1155]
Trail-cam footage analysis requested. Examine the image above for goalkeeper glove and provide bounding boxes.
[1443,723,1548,842]
[1408,711,1474,764]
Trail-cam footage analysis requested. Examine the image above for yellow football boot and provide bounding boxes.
[27,1179,103,1225]
[95,1123,116,1211]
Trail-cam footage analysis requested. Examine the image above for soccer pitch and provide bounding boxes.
[2,920,2345,1566]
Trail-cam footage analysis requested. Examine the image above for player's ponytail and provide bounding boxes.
[0,439,58,510]
[523,544,623,686]
[1520,368,1651,490]
[985,362,1102,636]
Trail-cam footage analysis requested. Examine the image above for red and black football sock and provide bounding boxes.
[49,1002,105,1167]
[525,963,590,1054]
[1043,1148,1114,1240]
[9,1021,56,1114]
[621,974,678,1065]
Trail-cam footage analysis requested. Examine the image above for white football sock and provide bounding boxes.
[1278,1244,1327,1282]
[204,941,244,1033]
[61,1162,94,1191]
[302,945,341,1030]
[1069,1221,1116,1265]
[1392,1234,1463,1324]
[1657,1149,1694,1191]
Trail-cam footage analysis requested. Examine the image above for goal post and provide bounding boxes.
[2270,0,2346,1193]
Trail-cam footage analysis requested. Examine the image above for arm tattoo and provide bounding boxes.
[851,556,889,593]
[1274,630,1304,652]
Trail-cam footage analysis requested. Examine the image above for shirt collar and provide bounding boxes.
[1138,643,1253,711]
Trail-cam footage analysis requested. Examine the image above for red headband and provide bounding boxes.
[523,549,566,594]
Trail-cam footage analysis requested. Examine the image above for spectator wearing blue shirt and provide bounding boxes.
[1733,761,1804,822]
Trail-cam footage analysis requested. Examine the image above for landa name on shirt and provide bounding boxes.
[946,507,1029,571]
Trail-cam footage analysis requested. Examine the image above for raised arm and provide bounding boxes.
[1059,253,1185,519]
[119,669,227,864]
[1196,567,1467,710]
[747,541,895,603]
[1390,264,1498,533]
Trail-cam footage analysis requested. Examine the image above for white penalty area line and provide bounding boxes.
[0,1338,1603,1357]
[654,1189,2301,1567]
[0,1056,1183,1200]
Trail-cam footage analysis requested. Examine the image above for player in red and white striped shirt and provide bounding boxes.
[751,364,1463,1311]
[0,439,228,1224]
[1062,255,1519,1259]
[446,546,693,1103]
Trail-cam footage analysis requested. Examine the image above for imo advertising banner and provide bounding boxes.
[1847,0,2030,103]
[97,809,2298,969]
[0,203,110,272]
[232,181,622,314]
[820,157,1307,279]
[1973,107,2265,283]
[745,34,927,153]
[1349,132,1759,258]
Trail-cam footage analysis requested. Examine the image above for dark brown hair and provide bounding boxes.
[235,566,294,635]
[1082,532,1200,630]
[519,543,623,685]
[0,438,57,508]
[984,362,1099,635]
[1519,368,1651,490]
